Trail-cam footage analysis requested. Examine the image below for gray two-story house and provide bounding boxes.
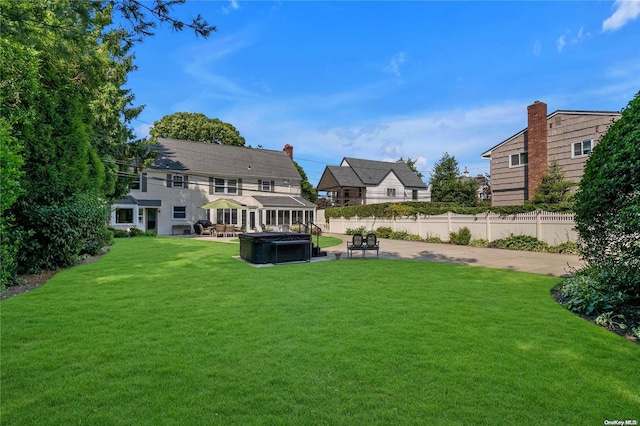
[110,139,316,235]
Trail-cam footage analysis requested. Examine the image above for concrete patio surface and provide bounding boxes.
[320,233,583,277]
[186,232,583,277]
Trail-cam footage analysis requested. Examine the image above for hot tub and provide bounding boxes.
[239,232,312,264]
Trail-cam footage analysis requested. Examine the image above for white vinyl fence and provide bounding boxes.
[316,210,577,245]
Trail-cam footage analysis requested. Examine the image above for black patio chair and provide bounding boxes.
[347,233,365,258]
[365,233,379,258]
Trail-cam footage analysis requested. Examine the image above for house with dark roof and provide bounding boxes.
[110,139,316,235]
[481,101,621,206]
[316,157,429,206]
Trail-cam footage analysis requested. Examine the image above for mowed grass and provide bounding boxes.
[1,238,638,425]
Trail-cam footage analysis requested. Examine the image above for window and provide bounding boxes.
[172,206,187,220]
[173,175,184,188]
[216,208,238,225]
[572,139,592,158]
[265,209,276,225]
[227,179,237,194]
[412,190,418,201]
[387,188,396,197]
[509,152,528,168]
[115,208,134,224]
[215,178,225,193]
[214,178,238,194]
[261,180,272,192]
[130,174,141,190]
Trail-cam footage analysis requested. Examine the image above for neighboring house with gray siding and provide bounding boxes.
[110,139,315,235]
[317,157,429,206]
[481,101,621,206]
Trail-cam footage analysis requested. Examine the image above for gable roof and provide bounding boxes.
[343,157,427,188]
[317,157,426,190]
[481,109,620,159]
[149,138,302,180]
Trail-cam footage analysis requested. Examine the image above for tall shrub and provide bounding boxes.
[0,119,24,287]
[16,193,111,274]
[574,91,640,300]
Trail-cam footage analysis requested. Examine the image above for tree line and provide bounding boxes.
[0,0,216,287]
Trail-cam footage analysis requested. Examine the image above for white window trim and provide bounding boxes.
[572,139,593,158]
[114,207,135,225]
[172,205,188,220]
[387,188,396,197]
[509,152,528,168]
[112,205,139,226]
[261,180,272,192]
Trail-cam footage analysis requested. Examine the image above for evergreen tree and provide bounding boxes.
[0,0,217,276]
[397,157,424,179]
[531,160,575,205]
[430,153,477,206]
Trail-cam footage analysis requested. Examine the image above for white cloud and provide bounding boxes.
[383,52,406,77]
[173,28,263,105]
[222,0,240,14]
[533,41,541,56]
[227,99,526,180]
[603,0,640,31]
[333,124,390,141]
[556,27,590,53]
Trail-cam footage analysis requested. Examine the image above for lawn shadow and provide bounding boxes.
[382,249,479,265]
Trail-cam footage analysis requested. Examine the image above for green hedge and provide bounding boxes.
[324,201,573,220]
[14,193,112,274]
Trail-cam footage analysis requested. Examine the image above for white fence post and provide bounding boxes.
[486,213,491,242]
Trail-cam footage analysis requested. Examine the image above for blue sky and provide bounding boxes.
[127,0,640,185]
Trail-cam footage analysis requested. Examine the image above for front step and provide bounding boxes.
[312,247,328,257]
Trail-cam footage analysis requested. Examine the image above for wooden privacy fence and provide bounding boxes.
[317,210,578,245]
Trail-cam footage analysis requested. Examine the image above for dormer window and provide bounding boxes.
[572,139,592,158]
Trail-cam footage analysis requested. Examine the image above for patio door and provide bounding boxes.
[249,211,256,231]
[146,208,157,231]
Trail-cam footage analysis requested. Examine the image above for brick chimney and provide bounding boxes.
[526,101,548,201]
[283,144,293,160]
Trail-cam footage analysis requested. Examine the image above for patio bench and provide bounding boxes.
[347,233,379,258]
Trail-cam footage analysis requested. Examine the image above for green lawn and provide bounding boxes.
[1,238,638,425]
